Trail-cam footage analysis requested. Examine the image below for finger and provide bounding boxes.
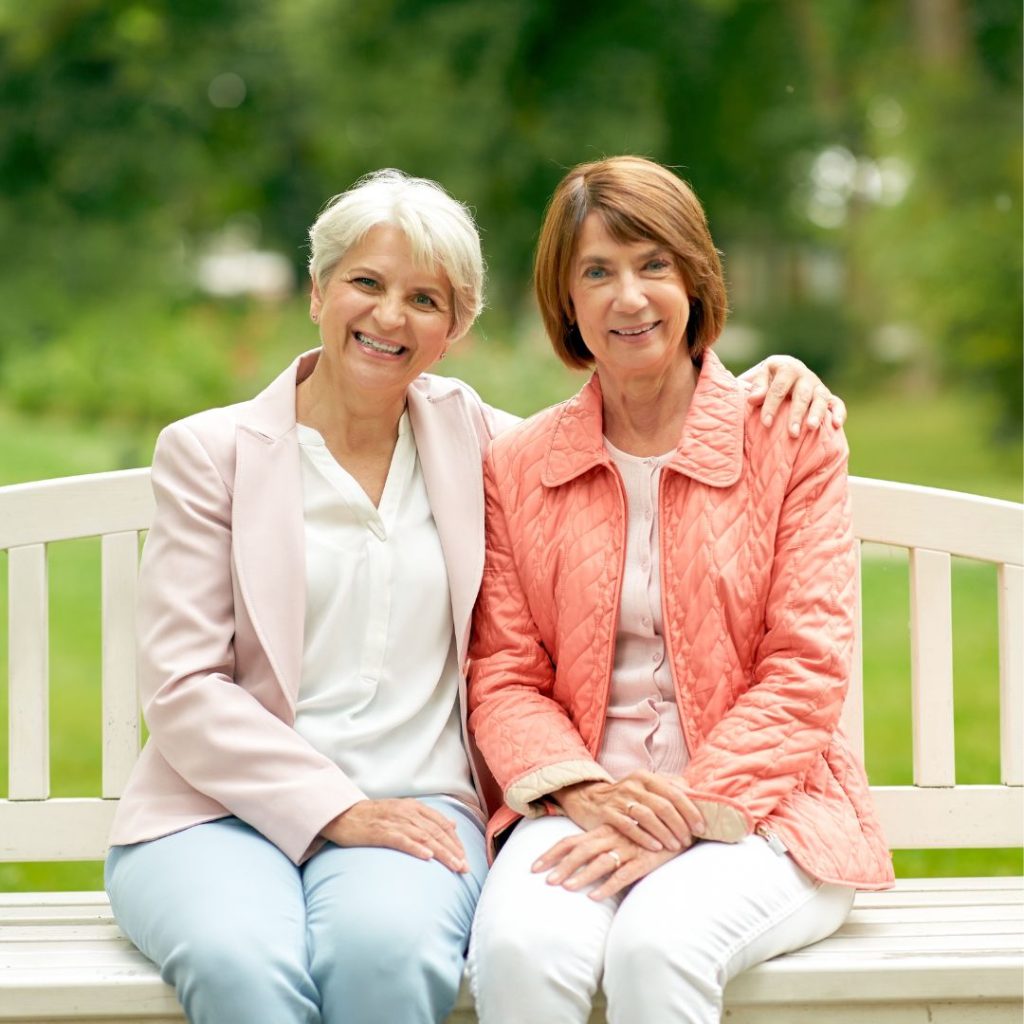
[589,858,649,901]
[532,834,584,873]
[545,838,613,886]
[760,365,797,426]
[829,395,848,428]
[804,386,831,431]
[739,360,770,396]
[787,381,817,436]
[642,777,706,838]
[562,849,627,891]
[415,802,460,834]
[623,798,685,851]
[387,832,439,863]
[415,831,468,873]
[417,819,468,870]
[609,811,665,852]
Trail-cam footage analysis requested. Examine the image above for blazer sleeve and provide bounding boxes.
[468,450,610,816]
[680,421,856,834]
[138,420,366,864]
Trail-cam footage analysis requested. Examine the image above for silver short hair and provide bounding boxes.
[308,169,485,339]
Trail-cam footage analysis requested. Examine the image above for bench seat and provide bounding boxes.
[2,878,1021,1023]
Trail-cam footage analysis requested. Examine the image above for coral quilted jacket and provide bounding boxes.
[468,352,894,889]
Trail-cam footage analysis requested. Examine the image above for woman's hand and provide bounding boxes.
[741,355,847,435]
[533,823,680,901]
[321,798,469,873]
[552,771,705,853]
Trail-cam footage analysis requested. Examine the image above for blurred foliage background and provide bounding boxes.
[0,0,1020,460]
[0,0,1021,889]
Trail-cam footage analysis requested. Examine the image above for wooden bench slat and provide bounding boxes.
[848,904,1024,924]
[806,932,1023,953]
[909,548,955,787]
[8,544,50,800]
[0,799,115,861]
[1,926,127,942]
[0,892,115,907]
[873,785,1024,848]
[0,470,154,548]
[855,888,1023,908]
[998,563,1024,786]
[849,478,1024,565]
[839,546,866,762]
[101,532,141,799]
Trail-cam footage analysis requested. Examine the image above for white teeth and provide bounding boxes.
[356,332,403,354]
[612,324,656,336]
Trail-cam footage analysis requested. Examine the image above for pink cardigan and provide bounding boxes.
[109,350,515,864]
[468,352,894,889]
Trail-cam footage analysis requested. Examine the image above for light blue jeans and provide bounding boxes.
[105,797,487,1024]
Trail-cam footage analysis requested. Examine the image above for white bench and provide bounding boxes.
[1,469,1022,1023]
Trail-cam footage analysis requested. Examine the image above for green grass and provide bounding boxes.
[0,371,1020,891]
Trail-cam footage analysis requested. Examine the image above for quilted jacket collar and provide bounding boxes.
[541,350,745,489]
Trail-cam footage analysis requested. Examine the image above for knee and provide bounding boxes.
[472,913,585,987]
[605,924,723,1008]
[311,900,465,996]
[167,923,312,1012]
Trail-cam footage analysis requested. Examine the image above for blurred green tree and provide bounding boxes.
[0,0,1018,433]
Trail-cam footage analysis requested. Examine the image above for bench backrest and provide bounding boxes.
[1,470,1022,862]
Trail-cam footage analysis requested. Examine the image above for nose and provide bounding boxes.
[374,290,406,331]
[612,272,646,314]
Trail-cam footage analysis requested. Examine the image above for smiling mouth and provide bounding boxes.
[355,331,405,356]
[610,322,659,337]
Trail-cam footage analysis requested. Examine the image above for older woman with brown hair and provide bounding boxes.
[466,156,893,1023]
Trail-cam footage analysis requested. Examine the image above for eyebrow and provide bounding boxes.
[576,245,668,265]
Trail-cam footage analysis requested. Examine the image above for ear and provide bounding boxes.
[309,276,323,322]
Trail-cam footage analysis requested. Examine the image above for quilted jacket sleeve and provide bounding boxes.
[681,421,856,832]
[469,451,611,815]
[140,421,367,864]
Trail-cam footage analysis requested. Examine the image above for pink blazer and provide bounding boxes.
[109,350,515,864]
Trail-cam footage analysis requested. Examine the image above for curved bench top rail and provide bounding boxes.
[849,476,1024,566]
[1,471,1019,564]
[0,468,154,548]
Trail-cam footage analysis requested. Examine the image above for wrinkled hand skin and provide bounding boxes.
[533,823,681,901]
[322,797,468,873]
[553,771,706,853]
[741,355,847,434]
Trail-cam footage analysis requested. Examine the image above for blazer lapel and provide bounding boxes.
[407,383,486,669]
[230,352,317,711]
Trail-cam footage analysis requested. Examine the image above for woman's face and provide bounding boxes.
[568,212,691,381]
[310,223,453,396]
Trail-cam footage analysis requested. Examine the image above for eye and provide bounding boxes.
[352,276,379,289]
[412,293,438,308]
[645,258,671,272]
[583,265,607,280]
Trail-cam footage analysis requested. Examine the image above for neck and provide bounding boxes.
[598,356,699,456]
[296,353,405,455]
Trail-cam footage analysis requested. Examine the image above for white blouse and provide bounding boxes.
[293,412,478,811]
[597,438,689,781]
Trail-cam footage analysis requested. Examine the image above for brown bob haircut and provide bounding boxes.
[534,156,728,370]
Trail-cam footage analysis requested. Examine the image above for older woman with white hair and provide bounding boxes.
[104,168,842,1024]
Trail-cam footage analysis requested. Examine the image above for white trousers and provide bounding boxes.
[468,815,854,1024]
